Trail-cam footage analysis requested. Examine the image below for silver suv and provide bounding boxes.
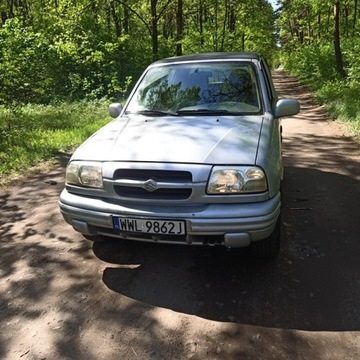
[59,53,299,258]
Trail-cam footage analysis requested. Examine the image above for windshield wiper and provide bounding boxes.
[127,109,178,116]
[177,109,239,115]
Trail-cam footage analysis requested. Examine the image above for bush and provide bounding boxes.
[281,44,338,89]
[316,80,360,133]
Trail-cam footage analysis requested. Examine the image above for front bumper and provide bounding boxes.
[59,189,281,248]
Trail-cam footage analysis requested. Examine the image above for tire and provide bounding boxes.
[250,214,281,258]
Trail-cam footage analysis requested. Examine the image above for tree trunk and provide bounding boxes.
[110,0,121,38]
[353,0,358,36]
[151,0,158,61]
[123,0,129,34]
[176,0,183,56]
[199,0,204,46]
[220,0,228,51]
[334,1,347,77]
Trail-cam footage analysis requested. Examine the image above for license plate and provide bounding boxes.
[113,217,186,235]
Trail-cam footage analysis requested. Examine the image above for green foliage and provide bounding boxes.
[281,44,338,88]
[0,0,278,108]
[180,0,276,63]
[0,17,135,105]
[316,80,360,133]
[0,18,57,105]
[342,39,360,82]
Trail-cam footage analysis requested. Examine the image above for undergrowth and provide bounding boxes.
[315,81,360,135]
[0,100,111,176]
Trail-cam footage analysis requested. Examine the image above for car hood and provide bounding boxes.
[73,114,264,164]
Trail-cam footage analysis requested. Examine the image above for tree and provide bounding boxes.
[176,0,183,55]
[333,1,346,77]
[0,0,278,104]
[277,0,359,82]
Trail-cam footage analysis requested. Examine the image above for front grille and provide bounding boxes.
[114,186,191,200]
[113,169,192,182]
[113,168,193,200]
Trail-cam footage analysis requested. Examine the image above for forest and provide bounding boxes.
[1,0,360,176]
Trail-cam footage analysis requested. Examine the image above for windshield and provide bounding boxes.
[126,62,262,115]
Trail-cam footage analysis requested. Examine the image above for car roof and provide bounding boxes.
[152,52,262,66]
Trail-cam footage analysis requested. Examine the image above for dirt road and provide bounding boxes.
[1,70,360,359]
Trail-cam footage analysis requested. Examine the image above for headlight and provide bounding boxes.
[207,166,267,194]
[65,161,103,189]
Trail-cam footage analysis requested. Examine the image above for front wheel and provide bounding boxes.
[250,215,281,258]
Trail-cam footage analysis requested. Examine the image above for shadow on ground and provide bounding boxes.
[93,72,360,333]
[93,162,360,332]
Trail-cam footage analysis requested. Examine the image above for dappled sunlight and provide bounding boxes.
[0,166,97,358]
[283,130,360,179]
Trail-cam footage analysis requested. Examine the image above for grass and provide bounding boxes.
[0,100,111,179]
[315,81,360,136]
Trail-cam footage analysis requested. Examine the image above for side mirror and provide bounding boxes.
[109,103,123,118]
[275,99,300,118]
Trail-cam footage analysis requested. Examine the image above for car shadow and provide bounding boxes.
[93,165,360,332]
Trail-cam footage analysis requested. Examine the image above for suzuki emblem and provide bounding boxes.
[144,179,158,192]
